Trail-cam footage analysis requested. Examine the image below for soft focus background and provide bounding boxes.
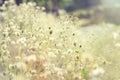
[1,0,120,25]
[0,0,120,80]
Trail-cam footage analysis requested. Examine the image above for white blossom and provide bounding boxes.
[24,54,37,62]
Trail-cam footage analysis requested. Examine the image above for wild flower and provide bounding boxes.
[90,67,105,80]
[15,61,27,71]
[0,1,105,80]
[24,54,37,62]
[112,32,119,40]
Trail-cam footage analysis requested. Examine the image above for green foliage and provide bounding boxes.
[22,0,73,8]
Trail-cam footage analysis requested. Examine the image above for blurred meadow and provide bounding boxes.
[0,0,120,80]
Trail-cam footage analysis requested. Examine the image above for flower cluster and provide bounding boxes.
[0,1,104,80]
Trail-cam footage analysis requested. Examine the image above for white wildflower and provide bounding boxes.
[32,36,36,41]
[41,7,45,11]
[6,37,11,41]
[9,64,15,69]
[17,37,26,44]
[11,25,17,30]
[90,67,105,77]
[24,54,37,62]
[56,43,62,48]
[48,52,56,58]
[35,42,39,47]
[28,2,34,6]
[15,62,27,71]
[36,6,40,9]
[15,56,21,61]
[39,34,44,38]
[49,37,55,42]
[9,22,14,26]
[40,71,51,78]
[112,32,119,40]
[67,49,73,54]
[30,69,37,74]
